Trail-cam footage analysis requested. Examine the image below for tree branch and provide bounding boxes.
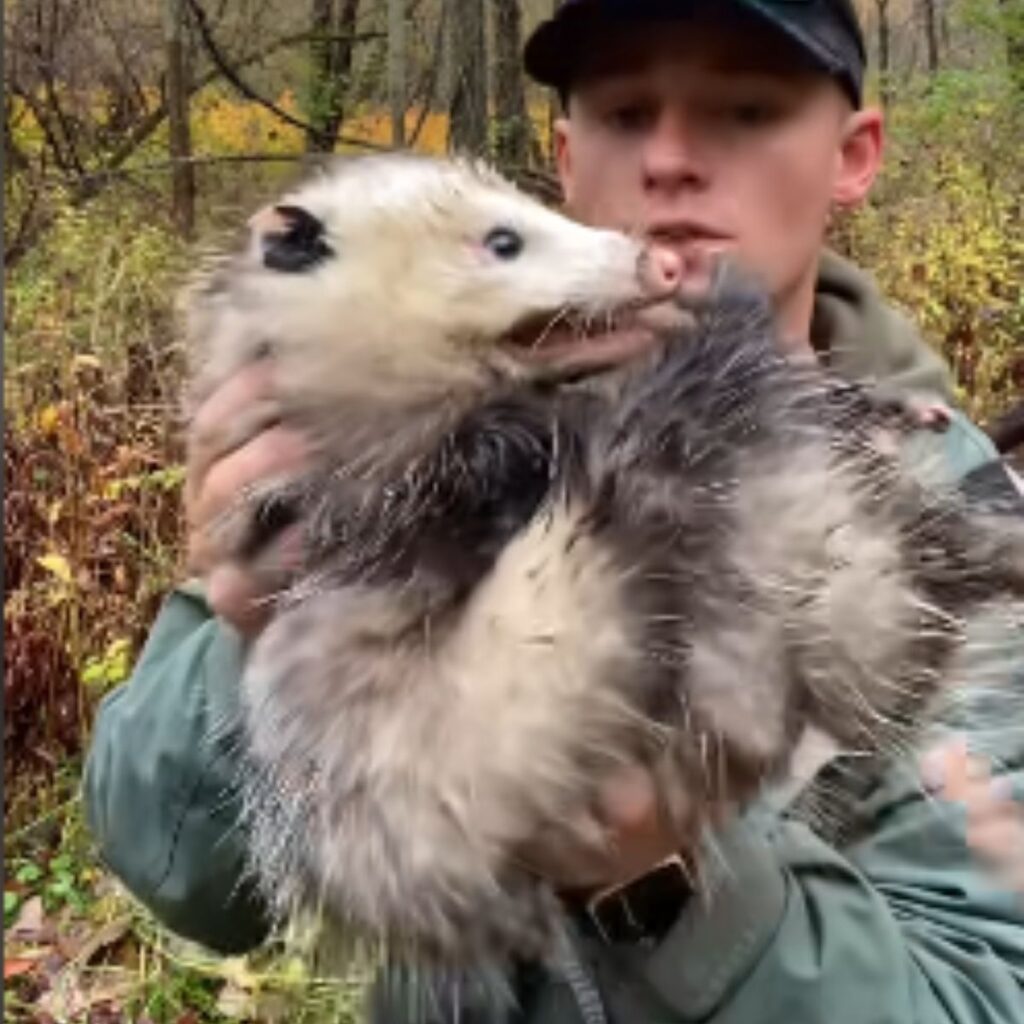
[185,0,336,140]
[70,147,393,190]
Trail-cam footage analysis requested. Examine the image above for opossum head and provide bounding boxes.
[188,154,686,417]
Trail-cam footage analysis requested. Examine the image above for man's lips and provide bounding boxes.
[643,224,733,258]
[647,221,731,245]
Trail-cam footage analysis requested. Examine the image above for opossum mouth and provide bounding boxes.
[502,299,686,380]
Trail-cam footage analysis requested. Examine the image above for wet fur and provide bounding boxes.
[184,156,1024,975]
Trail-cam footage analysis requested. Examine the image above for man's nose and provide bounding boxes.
[641,111,709,195]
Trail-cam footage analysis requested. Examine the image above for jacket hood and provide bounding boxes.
[813,250,955,403]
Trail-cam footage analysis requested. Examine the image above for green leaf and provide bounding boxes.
[49,854,71,873]
[15,863,42,885]
[81,660,107,687]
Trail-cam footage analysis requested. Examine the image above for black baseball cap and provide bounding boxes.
[524,0,867,107]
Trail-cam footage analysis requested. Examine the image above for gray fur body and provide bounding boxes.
[183,155,1024,973]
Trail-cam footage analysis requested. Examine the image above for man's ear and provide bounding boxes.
[554,116,575,208]
[832,107,884,209]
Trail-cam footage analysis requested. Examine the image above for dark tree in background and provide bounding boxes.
[388,0,407,145]
[1000,0,1024,100]
[922,0,942,71]
[306,0,362,152]
[492,0,531,165]
[876,0,892,105]
[447,0,488,155]
[164,0,195,238]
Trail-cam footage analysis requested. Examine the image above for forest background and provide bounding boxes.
[4,0,1024,1020]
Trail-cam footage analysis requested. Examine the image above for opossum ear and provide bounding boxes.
[249,203,334,273]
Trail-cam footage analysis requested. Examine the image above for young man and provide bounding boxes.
[84,1,1024,1020]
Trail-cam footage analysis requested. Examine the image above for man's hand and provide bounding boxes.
[523,764,700,893]
[925,738,1024,898]
[185,360,310,637]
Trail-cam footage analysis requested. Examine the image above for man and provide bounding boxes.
[84,1,1024,1020]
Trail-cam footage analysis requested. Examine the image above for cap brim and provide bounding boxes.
[523,1,860,105]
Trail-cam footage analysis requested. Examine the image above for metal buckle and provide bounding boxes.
[584,854,692,945]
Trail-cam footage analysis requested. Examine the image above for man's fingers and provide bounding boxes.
[191,361,277,449]
[593,764,681,884]
[968,816,1024,861]
[923,738,984,801]
[206,563,274,637]
[187,361,279,505]
[924,738,1024,897]
[205,524,306,637]
[598,763,658,830]
[968,815,1024,892]
[187,426,309,571]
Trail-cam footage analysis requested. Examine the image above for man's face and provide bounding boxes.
[554,15,883,345]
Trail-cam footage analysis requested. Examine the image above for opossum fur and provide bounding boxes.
[183,154,1024,974]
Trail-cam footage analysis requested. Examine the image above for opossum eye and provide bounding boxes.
[483,227,524,260]
[261,204,334,273]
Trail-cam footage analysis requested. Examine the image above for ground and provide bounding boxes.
[4,779,367,1024]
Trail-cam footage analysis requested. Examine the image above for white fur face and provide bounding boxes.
[218,155,680,408]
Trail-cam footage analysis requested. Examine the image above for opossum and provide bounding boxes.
[184,154,1024,973]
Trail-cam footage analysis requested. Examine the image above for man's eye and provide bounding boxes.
[727,102,780,126]
[607,104,654,133]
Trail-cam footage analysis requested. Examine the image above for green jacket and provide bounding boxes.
[83,253,1024,1022]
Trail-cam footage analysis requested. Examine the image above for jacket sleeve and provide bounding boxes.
[620,747,1024,1024]
[82,583,272,954]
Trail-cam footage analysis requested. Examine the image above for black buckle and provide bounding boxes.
[584,855,692,946]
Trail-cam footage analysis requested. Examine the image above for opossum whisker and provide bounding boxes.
[715,730,728,803]
[529,304,574,351]
[697,820,735,892]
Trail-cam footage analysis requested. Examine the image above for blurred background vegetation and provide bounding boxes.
[4,0,1023,1020]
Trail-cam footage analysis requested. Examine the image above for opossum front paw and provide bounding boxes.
[876,393,954,435]
[514,808,615,891]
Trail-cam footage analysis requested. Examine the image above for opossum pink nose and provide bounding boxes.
[642,246,683,293]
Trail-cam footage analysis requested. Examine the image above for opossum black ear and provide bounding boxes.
[254,204,335,273]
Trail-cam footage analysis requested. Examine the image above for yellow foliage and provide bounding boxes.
[184,92,554,160]
[37,552,73,586]
[838,77,1022,422]
[37,404,62,435]
[191,89,306,155]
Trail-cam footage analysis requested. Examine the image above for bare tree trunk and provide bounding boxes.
[447,0,488,156]
[876,0,892,106]
[389,0,406,147]
[306,0,337,151]
[492,0,530,166]
[1000,0,1024,100]
[164,0,195,238]
[305,0,361,153]
[546,0,559,169]
[921,0,940,73]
